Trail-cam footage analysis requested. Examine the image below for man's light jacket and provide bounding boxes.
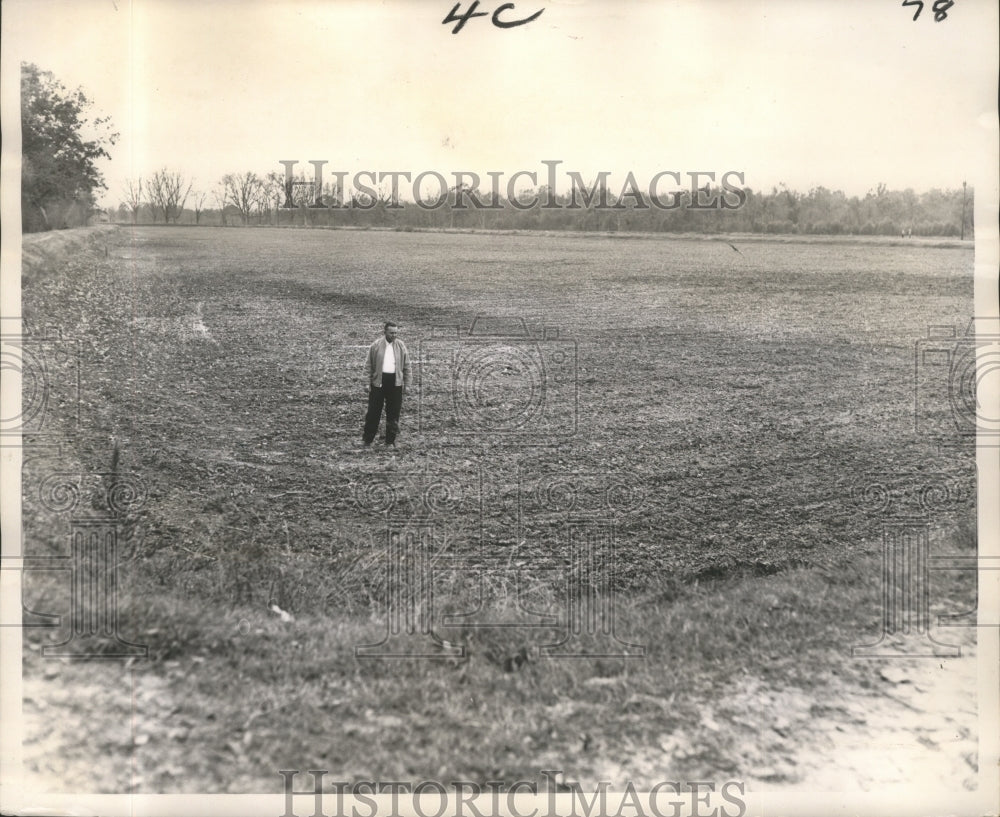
[364,337,412,389]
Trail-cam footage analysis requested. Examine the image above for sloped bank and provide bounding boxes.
[21,224,119,278]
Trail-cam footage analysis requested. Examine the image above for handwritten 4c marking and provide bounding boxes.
[443,2,544,34]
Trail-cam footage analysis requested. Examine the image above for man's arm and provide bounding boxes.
[400,341,412,389]
[363,341,374,385]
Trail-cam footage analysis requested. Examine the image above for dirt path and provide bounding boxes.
[19,629,980,795]
[729,631,978,792]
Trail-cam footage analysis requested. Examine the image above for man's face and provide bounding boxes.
[384,325,398,343]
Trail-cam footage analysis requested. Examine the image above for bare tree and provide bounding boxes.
[350,187,376,209]
[282,170,315,208]
[146,173,164,222]
[263,172,287,225]
[223,172,263,225]
[367,182,399,225]
[253,181,270,222]
[170,172,192,223]
[323,178,344,208]
[123,177,143,224]
[211,184,229,226]
[192,190,209,225]
[148,168,192,224]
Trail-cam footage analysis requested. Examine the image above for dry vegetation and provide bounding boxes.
[19,225,978,793]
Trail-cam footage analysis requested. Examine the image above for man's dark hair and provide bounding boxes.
[384,321,397,331]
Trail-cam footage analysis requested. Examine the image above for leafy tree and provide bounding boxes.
[21,62,118,232]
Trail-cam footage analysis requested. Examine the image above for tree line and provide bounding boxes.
[113,172,974,239]
[21,62,973,238]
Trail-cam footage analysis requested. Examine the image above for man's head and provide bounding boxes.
[383,321,398,342]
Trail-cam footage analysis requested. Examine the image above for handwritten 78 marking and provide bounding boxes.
[902,0,954,22]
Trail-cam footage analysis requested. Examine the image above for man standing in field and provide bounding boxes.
[362,321,412,449]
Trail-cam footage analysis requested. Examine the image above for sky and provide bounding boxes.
[3,0,998,207]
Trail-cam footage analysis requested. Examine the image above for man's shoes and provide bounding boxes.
[386,442,397,450]
[361,440,373,450]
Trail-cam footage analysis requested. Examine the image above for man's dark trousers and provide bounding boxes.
[363,372,403,445]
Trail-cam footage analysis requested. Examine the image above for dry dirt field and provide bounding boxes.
[15,225,981,796]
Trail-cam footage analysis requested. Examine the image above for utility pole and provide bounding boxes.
[960,181,967,241]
